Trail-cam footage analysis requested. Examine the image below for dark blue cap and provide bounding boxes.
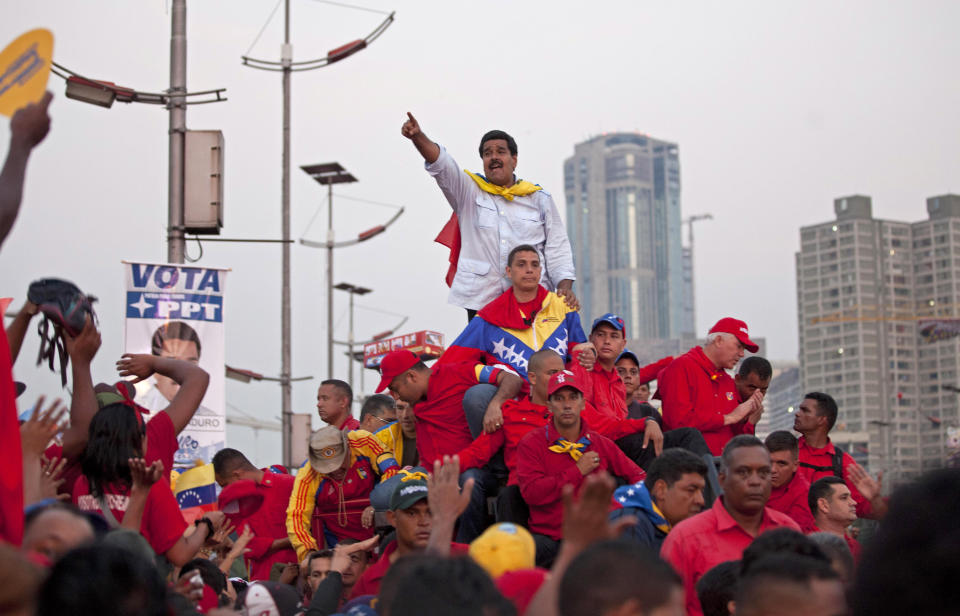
[591,313,626,334]
[616,349,640,366]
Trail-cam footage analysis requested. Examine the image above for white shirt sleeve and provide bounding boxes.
[424,144,476,215]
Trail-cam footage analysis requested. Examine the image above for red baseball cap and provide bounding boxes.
[375,349,420,393]
[547,370,585,397]
[709,318,759,353]
[217,479,265,524]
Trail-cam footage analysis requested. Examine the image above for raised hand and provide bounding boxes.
[226,524,255,561]
[847,463,882,502]
[116,353,156,383]
[10,91,52,149]
[20,396,66,455]
[401,112,421,140]
[64,316,101,363]
[429,455,473,522]
[562,471,635,551]
[39,456,69,500]
[331,535,379,574]
[129,458,164,492]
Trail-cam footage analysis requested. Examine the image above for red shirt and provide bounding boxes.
[811,525,862,562]
[767,471,816,534]
[516,419,644,540]
[456,398,551,485]
[0,326,22,545]
[796,436,874,519]
[73,476,187,555]
[238,473,298,580]
[414,362,502,466]
[455,396,649,482]
[657,346,754,455]
[340,417,361,432]
[312,458,378,545]
[568,351,671,420]
[350,540,470,598]
[49,410,178,501]
[660,497,801,616]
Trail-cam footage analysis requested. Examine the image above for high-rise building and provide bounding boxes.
[563,133,691,344]
[796,194,960,484]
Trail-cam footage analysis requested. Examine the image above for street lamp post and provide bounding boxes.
[300,162,358,380]
[334,282,372,389]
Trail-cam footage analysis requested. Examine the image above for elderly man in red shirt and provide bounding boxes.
[793,391,887,520]
[212,448,298,580]
[516,369,644,568]
[764,431,815,533]
[377,349,523,542]
[660,435,800,616]
[657,317,764,455]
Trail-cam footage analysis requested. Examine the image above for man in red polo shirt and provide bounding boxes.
[516,370,644,567]
[212,448,298,580]
[316,379,360,432]
[377,349,522,542]
[660,435,800,616]
[570,313,672,421]
[764,431,815,533]
[657,317,764,455]
[793,391,886,520]
[809,476,861,562]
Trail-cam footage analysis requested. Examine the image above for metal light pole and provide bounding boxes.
[300,162,358,380]
[334,283,372,389]
[242,5,395,467]
[280,0,293,469]
[167,0,187,264]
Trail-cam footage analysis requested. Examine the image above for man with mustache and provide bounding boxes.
[660,435,800,616]
[401,113,577,320]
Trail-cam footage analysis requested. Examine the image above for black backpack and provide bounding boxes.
[27,278,97,386]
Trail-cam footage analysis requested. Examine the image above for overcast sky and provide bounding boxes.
[3,1,958,465]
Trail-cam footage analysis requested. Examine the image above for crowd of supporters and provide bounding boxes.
[2,97,960,616]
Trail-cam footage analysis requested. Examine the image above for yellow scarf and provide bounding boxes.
[650,500,672,535]
[549,439,587,461]
[465,170,542,201]
[399,469,429,482]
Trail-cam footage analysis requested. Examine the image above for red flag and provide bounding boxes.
[0,325,23,545]
[434,213,461,287]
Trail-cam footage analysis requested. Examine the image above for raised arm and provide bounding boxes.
[59,317,101,459]
[540,192,578,309]
[116,353,209,434]
[0,92,52,249]
[5,300,38,364]
[401,112,440,163]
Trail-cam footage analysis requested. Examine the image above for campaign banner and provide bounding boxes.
[122,261,228,469]
[0,29,53,117]
[363,330,445,369]
[918,319,960,344]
